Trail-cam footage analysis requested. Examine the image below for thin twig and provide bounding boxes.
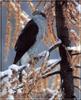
[42,71,60,79]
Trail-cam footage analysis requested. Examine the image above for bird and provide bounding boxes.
[13,10,47,64]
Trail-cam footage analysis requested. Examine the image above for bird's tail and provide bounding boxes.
[13,52,23,64]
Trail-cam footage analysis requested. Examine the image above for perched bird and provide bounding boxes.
[13,10,47,64]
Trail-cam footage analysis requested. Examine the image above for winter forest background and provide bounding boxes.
[0,0,81,100]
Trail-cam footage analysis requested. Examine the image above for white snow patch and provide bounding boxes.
[17,89,22,94]
[76,64,81,66]
[17,83,24,89]
[38,50,49,58]
[0,88,7,96]
[70,29,76,33]
[8,89,14,94]
[67,45,81,52]
[20,63,30,70]
[0,69,12,79]
[22,70,26,75]
[73,0,81,13]
[9,64,19,72]
[76,3,81,13]
[7,94,14,100]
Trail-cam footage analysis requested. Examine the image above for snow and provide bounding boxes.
[67,45,81,52]
[11,83,23,94]
[0,64,30,84]
[76,64,81,67]
[22,70,26,75]
[76,3,81,13]
[9,64,19,72]
[47,58,61,67]
[0,88,7,97]
[8,89,14,94]
[0,69,12,79]
[7,94,14,100]
[70,29,76,33]
[16,83,24,89]
[41,58,61,74]
[17,89,22,94]
[0,39,61,98]
[38,50,49,58]
[0,64,22,79]
[20,64,30,70]
[73,0,81,13]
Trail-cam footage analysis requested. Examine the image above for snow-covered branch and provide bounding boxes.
[0,44,62,98]
[67,45,81,53]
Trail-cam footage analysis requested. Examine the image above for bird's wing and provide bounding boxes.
[15,19,39,52]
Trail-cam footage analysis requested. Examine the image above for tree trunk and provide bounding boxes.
[55,0,75,99]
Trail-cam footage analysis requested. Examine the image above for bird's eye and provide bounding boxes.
[40,13,46,18]
[32,11,46,18]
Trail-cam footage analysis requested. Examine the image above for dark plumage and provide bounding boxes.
[13,19,38,64]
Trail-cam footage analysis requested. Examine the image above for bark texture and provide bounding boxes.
[55,0,75,99]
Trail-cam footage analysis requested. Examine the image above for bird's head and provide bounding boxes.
[32,10,46,18]
[32,10,46,21]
